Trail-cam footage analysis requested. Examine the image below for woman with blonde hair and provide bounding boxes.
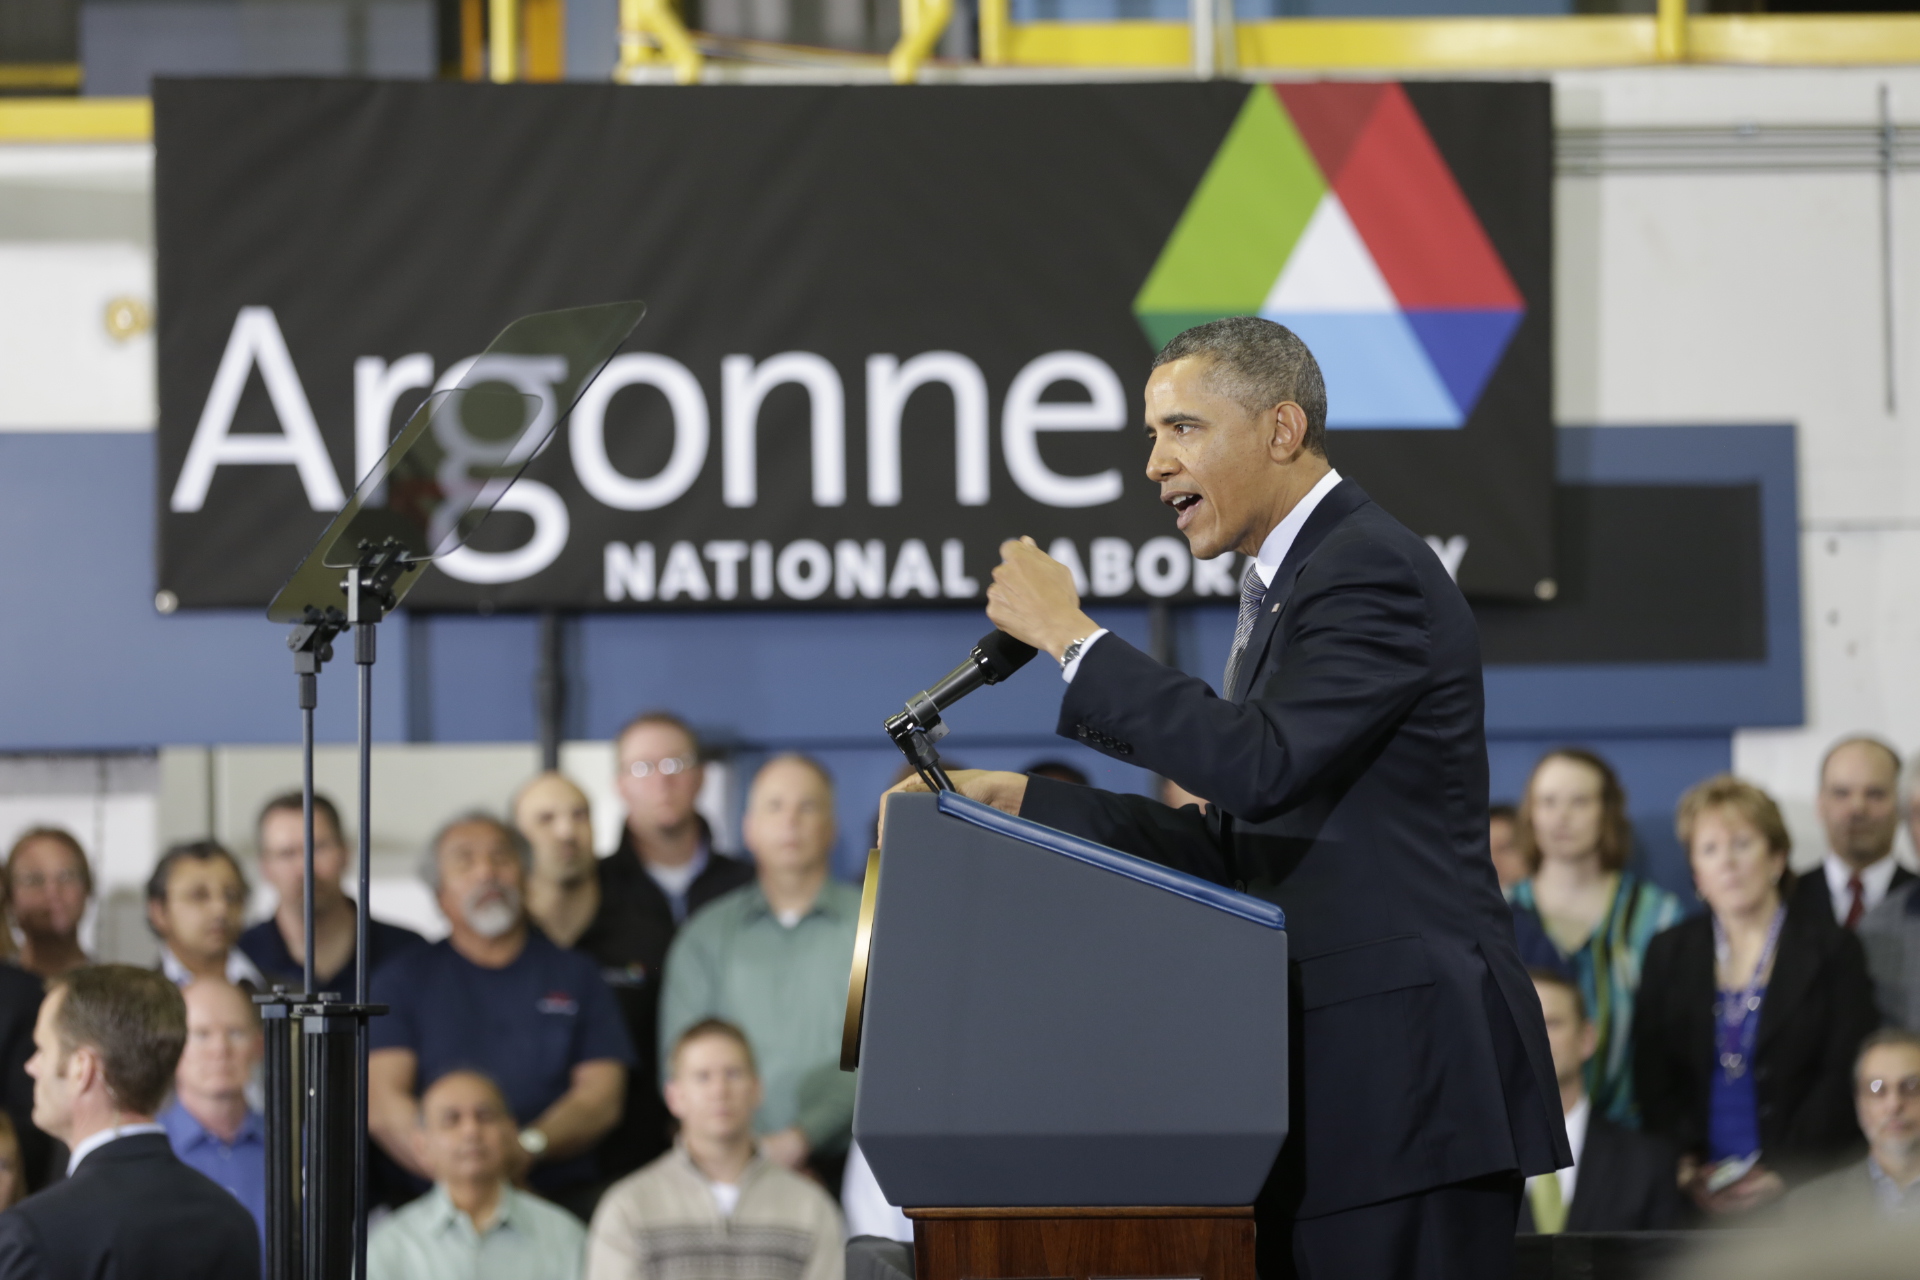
[1509,748,1683,1127]
[1635,774,1876,1219]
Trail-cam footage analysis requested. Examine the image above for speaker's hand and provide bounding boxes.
[987,537,1097,662]
[881,769,1030,836]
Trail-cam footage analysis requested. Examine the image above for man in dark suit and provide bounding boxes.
[924,317,1567,1279]
[1791,737,1913,930]
[1520,970,1683,1232]
[0,964,258,1279]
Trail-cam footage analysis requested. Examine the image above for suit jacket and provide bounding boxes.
[1517,1114,1686,1232]
[0,1132,259,1280]
[0,965,56,1193]
[1020,478,1567,1220]
[1632,897,1877,1182]
[1789,863,1917,929]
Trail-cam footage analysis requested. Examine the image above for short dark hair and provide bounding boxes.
[1025,761,1090,787]
[617,710,703,760]
[1855,1027,1920,1086]
[7,827,93,897]
[1152,316,1329,457]
[256,791,343,846]
[49,965,187,1116]
[1488,803,1517,824]
[146,840,247,905]
[669,1018,757,1078]
[1528,967,1587,1023]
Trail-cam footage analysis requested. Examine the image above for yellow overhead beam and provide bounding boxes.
[1689,14,1920,64]
[0,63,82,90]
[1236,15,1656,68]
[0,97,150,142]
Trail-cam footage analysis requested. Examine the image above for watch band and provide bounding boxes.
[518,1127,549,1157]
[1060,635,1094,668]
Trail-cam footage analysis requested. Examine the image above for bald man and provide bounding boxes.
[1798,738,1913,930]
[159,980,267,1252]
[515,773,600,949]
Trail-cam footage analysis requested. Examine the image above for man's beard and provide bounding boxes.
[462,884,523,939]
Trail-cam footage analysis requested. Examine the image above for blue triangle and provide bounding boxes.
[1263,310,1461,429]
[1404,309,1523,419]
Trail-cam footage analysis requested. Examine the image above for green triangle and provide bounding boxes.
[1133,87,1327,349]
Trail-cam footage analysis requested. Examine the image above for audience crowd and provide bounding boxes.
[1,715,1919,1276]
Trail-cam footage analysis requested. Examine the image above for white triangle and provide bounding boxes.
[1262,193,1397,314]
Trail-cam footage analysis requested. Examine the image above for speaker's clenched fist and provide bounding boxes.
[985,537,1099,662]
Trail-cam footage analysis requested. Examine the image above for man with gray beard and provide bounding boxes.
[369,813,634,1220]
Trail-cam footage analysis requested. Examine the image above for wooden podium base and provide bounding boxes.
[906,1206,1256,1280]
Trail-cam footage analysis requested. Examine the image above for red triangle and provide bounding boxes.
[1331,83,1522,310]
[1272,82,1389,185]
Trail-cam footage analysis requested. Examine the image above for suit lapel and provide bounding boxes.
[1229,479,1370,705]
[1565,1119,1613,1231]
[1755,905,1824,1055]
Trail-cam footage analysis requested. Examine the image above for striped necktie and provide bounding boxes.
[1221,562,1265,698]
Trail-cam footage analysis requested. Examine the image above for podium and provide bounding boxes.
[847,792,1289,1280]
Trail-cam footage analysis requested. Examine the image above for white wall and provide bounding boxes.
[1548,68,1920,864]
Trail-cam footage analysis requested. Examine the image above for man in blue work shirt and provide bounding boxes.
[160,980,266,1252]
[369,813,635,1221]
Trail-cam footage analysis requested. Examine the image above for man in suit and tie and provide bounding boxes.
[913,316,1568,1279]
[1520,970,1683,1233]
[1795,738,1912,930]
[0,964,259,1280]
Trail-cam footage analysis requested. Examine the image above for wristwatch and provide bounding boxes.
[518,1127,549,1158]
[1060,635,1096,669]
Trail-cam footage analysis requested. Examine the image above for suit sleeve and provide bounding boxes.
[0,1210,44,1280]
[1632,930,1691,1156]
[1060,535,1432,824]
[1019,777,1229,886]
[1779,930,1878,1174]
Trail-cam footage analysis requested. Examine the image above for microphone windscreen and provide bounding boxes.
[974,630,1039,682]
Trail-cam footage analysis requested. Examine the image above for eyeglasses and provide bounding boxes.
[1861,1075,1920,1100]
[627,756,696,779]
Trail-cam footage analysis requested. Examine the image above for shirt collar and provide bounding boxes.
[162,1100,264,1150]
[428,1182,518,1237]
[67,1122,166,1175]
[161,947,266,990]
[1825,852,1901,912]
[743,878,849,924]
[1252,468,1344,588]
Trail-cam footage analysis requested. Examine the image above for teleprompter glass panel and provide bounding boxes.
[267,300,645,622]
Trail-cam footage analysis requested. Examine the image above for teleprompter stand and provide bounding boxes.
[256,300,648,1280]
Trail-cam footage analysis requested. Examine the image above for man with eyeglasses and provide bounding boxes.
[569,712,752,1183]
[1790,1029,1920,1220]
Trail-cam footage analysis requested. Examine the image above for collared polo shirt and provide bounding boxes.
[160,1101,267,1250]
[658,878,862,1152]
[238,912,427,999]
[367,1183,585,1280]
[370,929,635,1193]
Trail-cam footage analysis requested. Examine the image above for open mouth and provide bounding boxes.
[1165,492,1203,530]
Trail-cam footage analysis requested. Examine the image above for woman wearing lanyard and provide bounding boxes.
[1634,774,1878,1219]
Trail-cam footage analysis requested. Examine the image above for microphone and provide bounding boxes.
[912,630,1039,720]
[885,631,1038,791]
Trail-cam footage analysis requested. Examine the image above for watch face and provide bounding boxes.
[519,1129,548,1155]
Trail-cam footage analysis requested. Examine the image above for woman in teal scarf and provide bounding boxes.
[1510,748,1683,1128]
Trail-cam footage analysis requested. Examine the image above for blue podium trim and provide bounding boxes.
[937,791,1286,930]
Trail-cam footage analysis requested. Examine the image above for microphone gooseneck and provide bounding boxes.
[885,630,1038,793]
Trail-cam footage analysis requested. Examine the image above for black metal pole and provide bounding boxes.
[301,683,317,999]
[537,609,563,772]
[354,613,375,1280]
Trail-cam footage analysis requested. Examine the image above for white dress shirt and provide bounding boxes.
[1557,1094,1590,1206]
[66,1122,166,1175]
[161,945,265,990]
[1062,468,1345,683]
[1824,852,1902,925]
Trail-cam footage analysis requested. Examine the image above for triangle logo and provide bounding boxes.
[1134,82,1526,430]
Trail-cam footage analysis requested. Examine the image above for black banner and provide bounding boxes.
[155,78,1551,610]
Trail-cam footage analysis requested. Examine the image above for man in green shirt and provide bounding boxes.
[367,1070,586,1280]
[658,754,860,1183]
